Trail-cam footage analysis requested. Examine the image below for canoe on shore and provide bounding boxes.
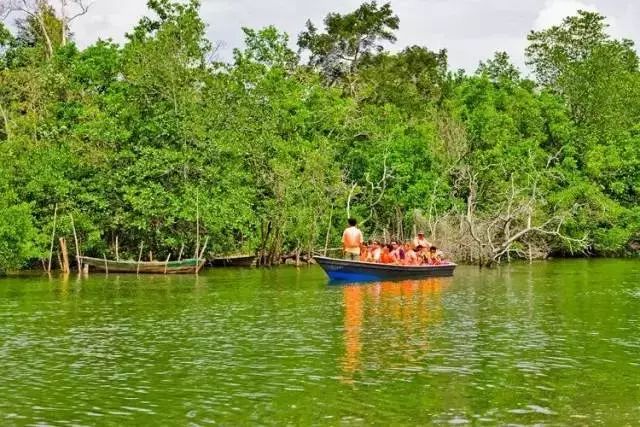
[209,254,257,267]
[314,256,456,282]
[80,256,206,274]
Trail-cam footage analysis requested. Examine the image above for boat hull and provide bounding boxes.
[314,256,456,282]
[80,257,205,274]
[209,255,256,267]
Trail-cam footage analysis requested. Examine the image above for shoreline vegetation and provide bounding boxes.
[0,1,638,272]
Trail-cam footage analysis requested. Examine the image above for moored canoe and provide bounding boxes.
[209,255,257,267]
[80,256,205,274]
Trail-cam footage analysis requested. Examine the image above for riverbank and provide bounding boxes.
[2,253,637,277]
[1,259,638,424]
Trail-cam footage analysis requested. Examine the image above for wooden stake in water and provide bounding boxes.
[47,204,58,273]
[198,236,209,260]
[323,204,333,256]
[164,254,171,275]
[59,237,70,273]
[70,214,81,273]
[178,243,184,262]
[102,252,108,275]
[195,190,200,259]
[197,236,208,275]
[137,242,144,276]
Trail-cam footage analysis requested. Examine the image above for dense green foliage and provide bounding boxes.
[0,1,638,270]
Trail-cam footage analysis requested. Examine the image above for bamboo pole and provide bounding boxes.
[198,236,209,260]
[70,214,81,273]
[196,237,208,275]
[59,237,70,273]
[102,252,108,275]
[195,191,200,259]
[164,254,171,274]
[115,235,119,261]
[178,243,184,261]
[47,204,58,273]
[323,204,333,256]
[136,243,144,276]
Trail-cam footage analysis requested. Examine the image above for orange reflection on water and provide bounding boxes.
[342,286,364,379]
[341,278,448,383]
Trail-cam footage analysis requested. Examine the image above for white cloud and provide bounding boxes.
[532,0,637,45]
[43,0,639,72]
[534,0,599,29]
[71,0,148,46]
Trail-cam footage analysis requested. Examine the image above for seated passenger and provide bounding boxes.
[390,241,404,262]
[359,243,369,262]
[380,245,393,264]
[370,241,382,263]
[416,245,429,265]
[426,246,442,265]
[404,243,418,265]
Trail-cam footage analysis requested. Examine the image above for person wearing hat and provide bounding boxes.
[413,231,431,249]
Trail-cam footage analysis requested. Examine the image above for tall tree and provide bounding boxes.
[526,10,640,252]
[297,1,399,85]
[356,45,449,108]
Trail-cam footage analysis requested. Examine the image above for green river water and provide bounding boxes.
[0,259,639,425]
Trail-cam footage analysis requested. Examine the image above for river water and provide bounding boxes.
[0,259,639,425]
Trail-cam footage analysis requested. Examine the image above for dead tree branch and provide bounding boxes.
[60,0,93,46]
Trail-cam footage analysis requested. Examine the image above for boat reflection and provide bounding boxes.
[341,278,448,384]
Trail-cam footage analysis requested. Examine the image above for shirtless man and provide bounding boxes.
[342,218,364,260]
[403,242,418,265]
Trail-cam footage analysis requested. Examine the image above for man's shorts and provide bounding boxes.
[344,252,359,261]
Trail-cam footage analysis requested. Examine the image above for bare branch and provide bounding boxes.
[2,0,54,57]
[66,0,92,23]
[546,146,565,168]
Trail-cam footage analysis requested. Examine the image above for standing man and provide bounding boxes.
[413,231,431,249]
[342,218,364,260]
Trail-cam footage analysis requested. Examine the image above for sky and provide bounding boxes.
[18,0,640,73]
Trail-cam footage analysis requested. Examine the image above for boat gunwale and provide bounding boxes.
[313,256,457,270]
[210,255,256,262]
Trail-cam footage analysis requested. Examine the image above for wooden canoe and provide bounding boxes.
[314,256,456,282]
[80,256,205,274]
[209,255,256,267]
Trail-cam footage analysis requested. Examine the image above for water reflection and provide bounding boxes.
[2,261,639,425]
[341,279,448,383]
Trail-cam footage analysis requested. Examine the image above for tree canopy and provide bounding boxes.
[0,1,638,270]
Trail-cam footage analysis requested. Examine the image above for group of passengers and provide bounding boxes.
[342,218,445,266]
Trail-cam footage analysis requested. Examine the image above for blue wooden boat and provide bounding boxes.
[314,256,456,282]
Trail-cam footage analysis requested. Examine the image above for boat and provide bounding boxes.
[209,254,257,267]
[314,256,456,282]
[80,256,206,274]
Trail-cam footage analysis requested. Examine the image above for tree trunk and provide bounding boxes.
[0,103,10,141]
[59,237,70,273]
[34,8,54,58]
[60,0,67,46]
